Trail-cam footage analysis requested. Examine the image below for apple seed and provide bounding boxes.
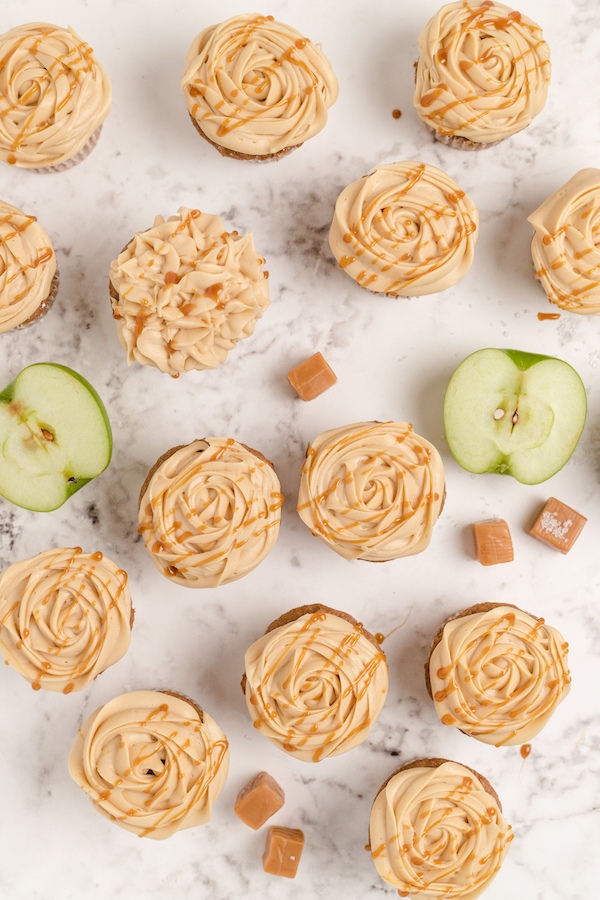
[41,429,54,441]
[512,412,519,424]
[493,409,505,420]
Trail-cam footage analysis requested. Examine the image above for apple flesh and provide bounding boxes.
[0,363,112,511]
[444,349,586,485]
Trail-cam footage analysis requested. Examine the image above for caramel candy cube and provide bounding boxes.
[287,352,337,401]
[234,771,284,830]
[472,519,514,566]
[262,826,304,878]
[530,497,587,554]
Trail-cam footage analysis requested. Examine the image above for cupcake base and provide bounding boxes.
[28,125,104,174]
[13,268,60,330]
[426,123,502,151]
[188,114,301,162]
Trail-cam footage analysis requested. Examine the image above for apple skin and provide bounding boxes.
[444,348,587,485]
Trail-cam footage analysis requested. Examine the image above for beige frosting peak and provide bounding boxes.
[0,547,131,693]
[297,421,445,561]
[244,611,388,762]
[529,169,600,315]
[429,605,570,746]
[110,208,269,375]
[0,200,56,332]
[138,439,282,588]
[370,761,512,899]
[68,690,229,839]
[181,13,338,156]
[329,162,478,296]
[0,22,111,168]
[414,2,550,143]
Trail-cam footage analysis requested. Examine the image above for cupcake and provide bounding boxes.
[414,2,551,150]
[369,758,512,898]
[109,208,269,374]
[529,169,600,315]
[0,547,132,693]
[0,23,111,171]
[297,421,445,561]
[329,162,478,296]
[68,689,229,839]
[181,13,338,160]
[138,438,283,588]
[242,604,388,761]
[0,200,58,332]
[426,602,571,746]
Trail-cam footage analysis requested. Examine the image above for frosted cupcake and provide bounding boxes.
[414,2,550,150]
[329,162,478,296]
[0,23,111,171]
[109,208,269,374]
[181,13,338,160]
[0,200,58,332]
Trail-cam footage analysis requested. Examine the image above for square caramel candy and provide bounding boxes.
[287,352,337,401]
[472,519,514,566]
[234,771,284,830]
[530,497,587,554]
[262,826,304,878]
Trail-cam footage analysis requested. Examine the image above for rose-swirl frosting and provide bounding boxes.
[109,208,269,375]
[297,422,445,561]
[329,162,478,296]
[0,547,131,693]
[0,200,56,332]
[244,610,388,762]
[68,690,229,839]
[369,760,512,899]
[414,1,551,144]
[529,169,600,315]
[0,22,111,169]
[181,13,338,156]
[138,439,283,588]
[429,605,570,746]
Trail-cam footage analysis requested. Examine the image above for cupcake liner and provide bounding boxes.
[188,113,301,162]
[426,123,503,151]
[13,267,60,330]
[27,125,104,174]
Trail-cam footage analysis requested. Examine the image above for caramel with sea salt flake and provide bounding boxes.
[472,519,514,566]
[287,352,337,400]
[530,498,587,554]
[262,826,304,878]
[234,771,284,830]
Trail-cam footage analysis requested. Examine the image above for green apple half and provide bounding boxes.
[444,349,586,485]
[0,363,112,511]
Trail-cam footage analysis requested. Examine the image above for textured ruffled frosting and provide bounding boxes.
[69,690,229,839]
[0,200,56,332]
[110,208,269,374]
[529,169,600,315]
[414,1,550,143]
[0,22,111,168]
[297,422,445,561]
[370,761,512,899]
[181,13,338,156]
[138,439,282,588]
[0,547,131,693]
[244,610,388,761]
[429,605,570,746]
[329,162,478,296]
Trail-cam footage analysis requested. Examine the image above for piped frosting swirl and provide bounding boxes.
[297,422,445,561]
[0,200,56,332]
[329,162,478,296]
[181,13,338,156]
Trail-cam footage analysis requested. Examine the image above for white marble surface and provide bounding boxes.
[1,0,599,897]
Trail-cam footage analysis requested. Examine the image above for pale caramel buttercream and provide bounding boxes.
[297,422,445,561]
[370,760,512,899]
[429,605,570,746]
[138,439,282,588]
[109,208,269,375]
[0,547,131,693]
[414,2,550,144]
[68,690,229,839]
[529,169,600,315]
[244,611,388,762]
[0,200,56,332]
[181,13,338,156]
[0,22,111,169]
[329,162,478,296]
